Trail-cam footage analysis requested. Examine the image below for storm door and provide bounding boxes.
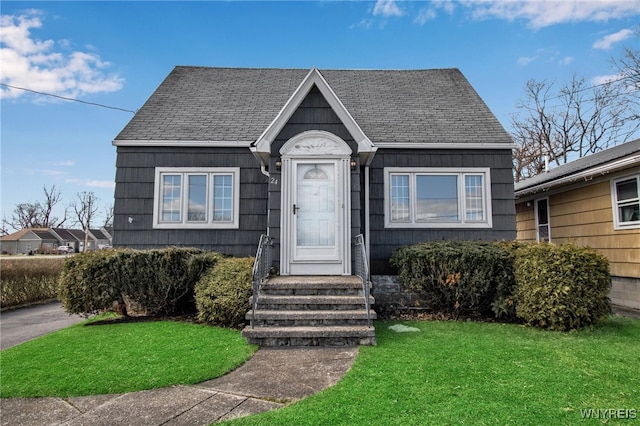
[279,131,352,275]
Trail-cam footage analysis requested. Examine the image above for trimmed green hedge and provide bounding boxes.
[514,242,611,331]
[195,257,254,329]
[390,240,517,320]
[391,240,612,330]
[58,248,221,317]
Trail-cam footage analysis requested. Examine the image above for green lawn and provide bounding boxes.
[2,315,638,425]
[0,318,257,397]
[225,316,640,425]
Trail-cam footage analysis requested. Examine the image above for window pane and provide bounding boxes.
[390,175,410,221]
[161,175,182,222]
[616,179,638,202]
[537,199,548,225]
[619,203,640,223]
[464,175,485,221]
[187,175,207,222]
[416,175,458,222]
[213,175,233,222]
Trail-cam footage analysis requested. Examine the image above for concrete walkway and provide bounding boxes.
[0,303,358,425]
[1,347,358,426]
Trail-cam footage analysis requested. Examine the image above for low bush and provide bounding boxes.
[514,242,611,331]
[1,257,64,309]
[58,248,221,317]
[195,257,254,329]
[390,240,517,320]
[58,250,122,316]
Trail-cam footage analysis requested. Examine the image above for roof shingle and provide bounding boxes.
[115,67,512,145]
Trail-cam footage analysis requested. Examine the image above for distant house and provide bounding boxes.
[111,66,516,277]
[0,228,40,254]
[514,139,640,310]
[0,227,113,254]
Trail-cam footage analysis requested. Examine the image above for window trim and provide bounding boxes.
[153,167,240,229]
[384,167,493,229]
[611,174,640,230]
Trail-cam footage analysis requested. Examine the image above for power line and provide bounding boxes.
[0,83,137,114]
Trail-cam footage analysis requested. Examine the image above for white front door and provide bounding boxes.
[279,131,352,275]
[293,161,340,267]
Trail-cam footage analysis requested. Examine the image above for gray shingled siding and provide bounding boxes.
[367,149,516,275]
[112,146,267,257]
[268,86,362,273]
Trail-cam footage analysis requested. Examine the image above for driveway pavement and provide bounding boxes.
[0,301,84,350]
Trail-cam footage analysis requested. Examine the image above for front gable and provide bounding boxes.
[251,68,376,166]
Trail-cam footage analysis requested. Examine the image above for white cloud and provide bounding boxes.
[462,0,640,29]
[517,55,537,66]
[593,28,634,50]
[558,56,574,66]
[414,7,438,25]
[52,160,75,167]
[66,178,116,189]
[0,10,124,100]
[350,18,373,30]
[591,73,624,86]
[373,0,404,17]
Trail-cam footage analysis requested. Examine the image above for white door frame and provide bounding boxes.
[279,131,352,275]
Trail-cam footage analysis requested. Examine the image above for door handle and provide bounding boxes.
[293,204,299,215]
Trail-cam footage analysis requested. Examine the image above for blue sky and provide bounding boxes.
[2,1,639,229]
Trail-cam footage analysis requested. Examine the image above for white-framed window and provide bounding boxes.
[611,174,640,230]
[153,168,240,229]
[384,168,492,228]
[535,198,550,242]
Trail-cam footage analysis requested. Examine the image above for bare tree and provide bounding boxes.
[102,204,114,228]
[511,75,638,182]
[71,191,99,252]
[612,26,640,90]
[6,185,67,231]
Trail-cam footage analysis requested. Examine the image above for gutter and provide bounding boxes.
[515,154,640,198]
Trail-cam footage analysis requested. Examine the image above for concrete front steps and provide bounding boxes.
[242,276,377,347]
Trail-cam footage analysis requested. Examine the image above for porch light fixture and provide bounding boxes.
[275,159,282,170]
[350,159,357,170]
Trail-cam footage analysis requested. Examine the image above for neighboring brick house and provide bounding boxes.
[515,139,640,310]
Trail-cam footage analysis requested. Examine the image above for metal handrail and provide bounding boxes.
[354,234,372,328]
[251,234,274,328]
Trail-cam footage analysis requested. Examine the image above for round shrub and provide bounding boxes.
[514,242,611,331]
[195,257,254,329]
[390,240,517,319]
[58,250,121,317]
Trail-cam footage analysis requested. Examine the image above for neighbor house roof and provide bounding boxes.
[0,228,44,241]
[114,67,512,146]
[515,138,640,198]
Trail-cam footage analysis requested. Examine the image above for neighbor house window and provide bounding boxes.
[612,175,640,230]
[153,168,239,229]
[384,168,492,228]
[535,198,550,242]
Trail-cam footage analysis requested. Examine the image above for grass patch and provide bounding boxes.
[0,319,257,398]
[226,316,640,425]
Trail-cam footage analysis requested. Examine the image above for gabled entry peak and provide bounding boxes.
[251,67,375,166]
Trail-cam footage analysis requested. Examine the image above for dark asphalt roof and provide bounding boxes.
[515,138,640,194]
[114,66,512,145]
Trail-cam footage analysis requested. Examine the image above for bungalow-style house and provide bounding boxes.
[514,139,640,311]
[0,228,113,254]
[112,66,516,345]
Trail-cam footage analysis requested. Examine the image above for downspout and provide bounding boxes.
[259,163,271,236]
[365,165,371,275]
